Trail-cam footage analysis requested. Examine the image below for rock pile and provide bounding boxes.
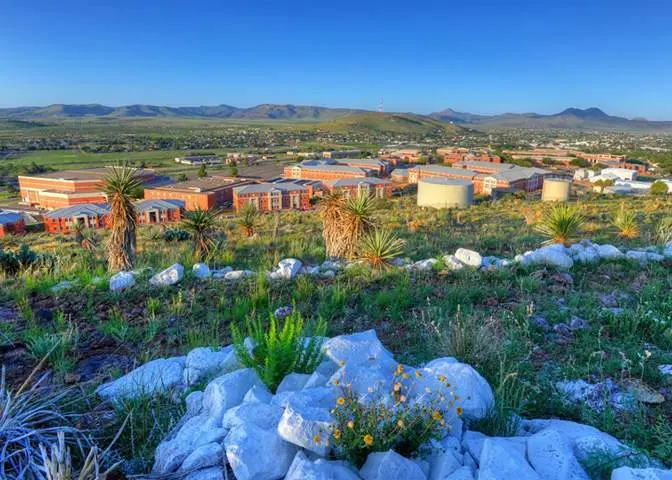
[95,330,667,480]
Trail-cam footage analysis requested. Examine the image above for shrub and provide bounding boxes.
[612,202,640,239]
[358,229,405,270]
[650,181,669,196]
[330,364,459,468]
[163,228,190,242]
[231,309,327,392]
[655,217,672,245]
[534,203,585,246]
[180,209,222,261]
[238,203,258,237]
[0,244,48,276]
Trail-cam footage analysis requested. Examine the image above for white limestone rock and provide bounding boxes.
[462,431,528,462]
[303,371,329,389]
[410,258,438,271]
[277,404,334,456]
[611,467,672,480]
[300,265,321,276]
[321,260,344,271]
[211,266,233,279]
[153,414,227,474]
[51,280,75,294]
[454,248,482,268]
[272,386,339,411]
[445,466,475,480]
[150,263,185,286]
[185,390,204,417]
[183,345,240,386]
[243,384,273,404]
[277,373,312,393]
[285,451,361,480]
[271,258,302,280]
[222,402,284,431]
[178,442,223,472]
[321,269,336,279]
[427,447,462,480]
[224,423,297,480]
[596,244,625,260]
[202,368,265,424]
[556,379,598,403]
[527,428,590,480]
[109,271,135,292]
[328,363,394,403]
[360,450,427,480]
[192,263,211,279]
[224,270,255,281]
[96,356,185,402]
[184,467,225,480]
[322,329,397,370]
[443,255,465,271]
[478,438,540,480]
[413,357,494,421]
[526,245,574,270]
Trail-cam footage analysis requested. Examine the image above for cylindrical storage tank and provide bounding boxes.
[417,177,474,208]
[542,178,571,202]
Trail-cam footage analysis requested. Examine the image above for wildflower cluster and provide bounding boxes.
[330,363,461,467]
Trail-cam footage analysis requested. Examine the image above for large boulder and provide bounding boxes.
[328,363,394,403]
[322,329,397,370]
[222,402,284,431]
[523,245,574,270]
[611,467,672,480]
[150,263,185,286]
[109,271,135,292]
[478,438,540,480]
[285,451,360,480]
[596,244,625,260]
[202,368,265,424]
[454,248,482,268]
[413,358,494,421]
[526,429,590,480]
[184,468,224,480]
[270,258,303,280]
[183,346,240,386]
[277,404,334,456]
[360,450,427,480]
[192,263,212,279]
[445,467,475,480]
[153,414,227,474]
[277,373,312,393]
[178,442,224,472]
[96,356,185,402]
[224,423,297,480]
[272,386,339,411]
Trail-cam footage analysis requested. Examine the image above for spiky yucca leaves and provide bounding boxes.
[655,217,672,245]
[238,202,258,237]
[534,203,585,246]
[612,202,640,239]
[319,192,376,259]
[40,431,121,480]
[231,309,327,392]
[181,208,221,261]
[104,165,141,272]
[359,229,405,270]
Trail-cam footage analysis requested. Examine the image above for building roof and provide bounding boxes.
[454,161,516,172]
[235,182,307,194]
[391,168,410,177]
[323,178,392,187]
[340,159,388,167]
[20,167,156,181]
[135,199,185,212]
[0,211,22,225]
[420,177,473,187]
[416,165,477,177]
[152,177,243,193]
[488,166,549,182]
[294,163,368,174]
[44,204,110,219]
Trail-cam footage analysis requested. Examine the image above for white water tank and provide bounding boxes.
[417,177,474,208]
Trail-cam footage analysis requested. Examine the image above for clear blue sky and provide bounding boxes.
[2,0,672,119]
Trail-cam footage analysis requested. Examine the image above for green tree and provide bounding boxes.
[197,165,207,178]
[650,181,669,196]
[177,173,189,182]
[594,179,615,193]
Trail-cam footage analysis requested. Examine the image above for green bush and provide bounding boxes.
[231,308,327,392]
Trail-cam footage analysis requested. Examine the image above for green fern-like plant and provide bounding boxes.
[231,308,327,392]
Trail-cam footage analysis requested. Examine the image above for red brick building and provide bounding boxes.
[233,179,323,212]
[18,168,158,210]
[0,211,25,237]
[136,199,184,224]
[283,160,373,181]
[44,204,110,234]
[144,177,253,211]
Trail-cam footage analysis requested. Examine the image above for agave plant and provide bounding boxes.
[238,202,259,237]
[318,192,376,259]
[655,217,672,245]
[612,202,640,239]
[534,203,585,246]
[359,229,405,270]
[104,165,141,272]
[180,209,222,261]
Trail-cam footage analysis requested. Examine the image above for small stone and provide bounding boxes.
[360,450,427,480]
[109,271,135,291]
[150,263,184,286]
[454,248,482,268]
[192,263,211,279]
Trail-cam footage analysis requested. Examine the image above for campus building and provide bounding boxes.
[232,179,323,212]
[283,160,374,181]
[322,177,394,199]
[144,177,253,210]
[43,204,110,234]
[0,211,25,237]
[18,168,159,210]
[136,199,185,224]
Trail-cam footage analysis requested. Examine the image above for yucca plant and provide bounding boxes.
[231,309,327,392]
[655,217,672,245]
[40,431,121,480]
[612,202,640,239]
[238,203,258,237]
[104,165,141,272]
[534,203,585,246]
[318,192,376,259]
[359,229,405,270]
[180,208,222,261]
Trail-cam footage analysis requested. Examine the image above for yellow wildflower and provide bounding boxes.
[337,397,345,406]
[438,374,447,383]
[363,434,374,446]
[456,407,463,416]
[347,421,354,429]
[432,411,443,421]
[333,379,340,385]
[333,429,341,440]
[395,364,404,376]
[402,373,409,379]
[397,419,405,428]
[339,360,345,367]
[415,371,423,378]
[313,434,321,444]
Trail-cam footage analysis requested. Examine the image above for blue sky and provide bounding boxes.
[2,0,672,119]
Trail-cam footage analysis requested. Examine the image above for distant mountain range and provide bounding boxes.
[1,103,671,131]
[429,107,672,131]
